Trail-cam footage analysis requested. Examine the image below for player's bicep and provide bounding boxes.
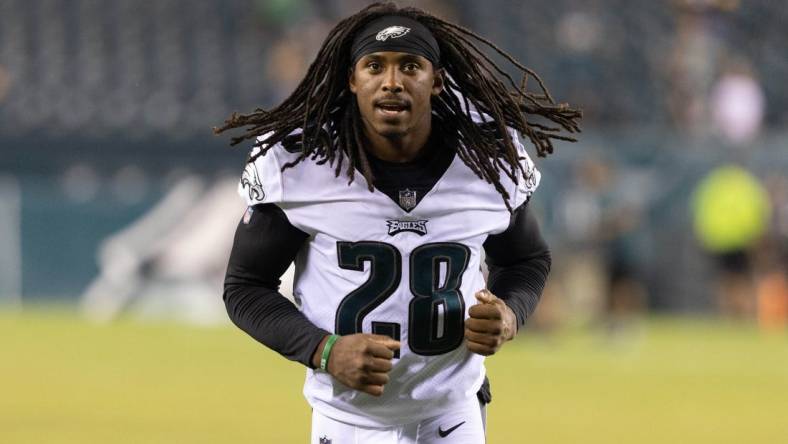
[225,203,309,290]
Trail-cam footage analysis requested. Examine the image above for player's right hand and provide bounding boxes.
[324,333,400,397]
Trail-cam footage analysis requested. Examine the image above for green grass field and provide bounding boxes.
[2,310,787,443]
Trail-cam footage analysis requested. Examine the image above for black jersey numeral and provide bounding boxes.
[408,243,470,355]
[335,242,402,336]
[335,241,470,356]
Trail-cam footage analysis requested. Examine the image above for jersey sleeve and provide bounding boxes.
[509,128,541,209]
[238,137,286,206]
[466,104,541,209]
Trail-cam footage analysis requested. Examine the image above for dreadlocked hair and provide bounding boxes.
[214,2,581,211]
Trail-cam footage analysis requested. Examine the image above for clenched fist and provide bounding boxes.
[465,289,517,356]
[312,333,400,397]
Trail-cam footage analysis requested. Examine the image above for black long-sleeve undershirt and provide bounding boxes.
[223,203,321,368]
[223,201,551,369]
[483,203,552,329]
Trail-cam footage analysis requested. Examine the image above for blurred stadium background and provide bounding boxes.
[1,0,787,442]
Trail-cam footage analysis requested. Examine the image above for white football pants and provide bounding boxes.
[311,397,486,444]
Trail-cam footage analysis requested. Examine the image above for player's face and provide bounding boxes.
[349,52,443,139]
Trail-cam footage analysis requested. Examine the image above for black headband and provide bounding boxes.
[350,16,440,67]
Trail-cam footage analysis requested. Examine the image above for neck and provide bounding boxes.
[362,120,432,163]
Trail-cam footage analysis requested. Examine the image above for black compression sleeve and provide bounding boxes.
[223,204,330,368]
[482,202,551,329]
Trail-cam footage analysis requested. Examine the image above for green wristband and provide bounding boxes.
[320,335,340,371]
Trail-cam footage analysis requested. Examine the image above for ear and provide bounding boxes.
[348,67,358,94]
[432,67,445,96]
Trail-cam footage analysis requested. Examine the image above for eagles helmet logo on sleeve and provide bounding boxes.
[241,162,265,202]
[523,157,538,189]
[376,26,410,41]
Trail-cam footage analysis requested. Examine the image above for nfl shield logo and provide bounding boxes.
[319,436,332,444]
[242,206,254,224]
[398,189,417,211]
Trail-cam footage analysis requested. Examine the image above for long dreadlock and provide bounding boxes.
[214,2,581,211]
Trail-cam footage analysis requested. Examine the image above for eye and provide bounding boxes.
[403,62,420,72]
[367,61,382,72]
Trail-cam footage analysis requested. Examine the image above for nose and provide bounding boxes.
[381,66,403,93]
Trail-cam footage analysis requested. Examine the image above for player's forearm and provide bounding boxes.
[223,203,324,366]
[487,250,551,327]
[224,283,330,368]
[483,202,551,329]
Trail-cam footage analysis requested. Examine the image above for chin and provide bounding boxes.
[374,123,408,138]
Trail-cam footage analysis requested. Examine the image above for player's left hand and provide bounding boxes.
[464,289,517,356]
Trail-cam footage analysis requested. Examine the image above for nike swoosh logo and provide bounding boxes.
[438,421,465,438]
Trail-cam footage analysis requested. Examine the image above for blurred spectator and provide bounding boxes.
[255,0,312,24]
[545,157,651,331]
[692,164,771,318]
[264,15,334,102]
[667,1,722,132]
[553,159,611,323]
[0,64,10,103]
[556,10,602,54]
[756,268,788,331]
[755,174,788,330]
[710,59,765,144]
[266,37,309,102]
[600,176,649,332]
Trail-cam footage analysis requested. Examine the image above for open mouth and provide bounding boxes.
[375,100,410,115]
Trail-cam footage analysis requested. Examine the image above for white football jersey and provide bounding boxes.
[238,129,540,427]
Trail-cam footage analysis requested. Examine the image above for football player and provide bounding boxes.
[216,2,580,443]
